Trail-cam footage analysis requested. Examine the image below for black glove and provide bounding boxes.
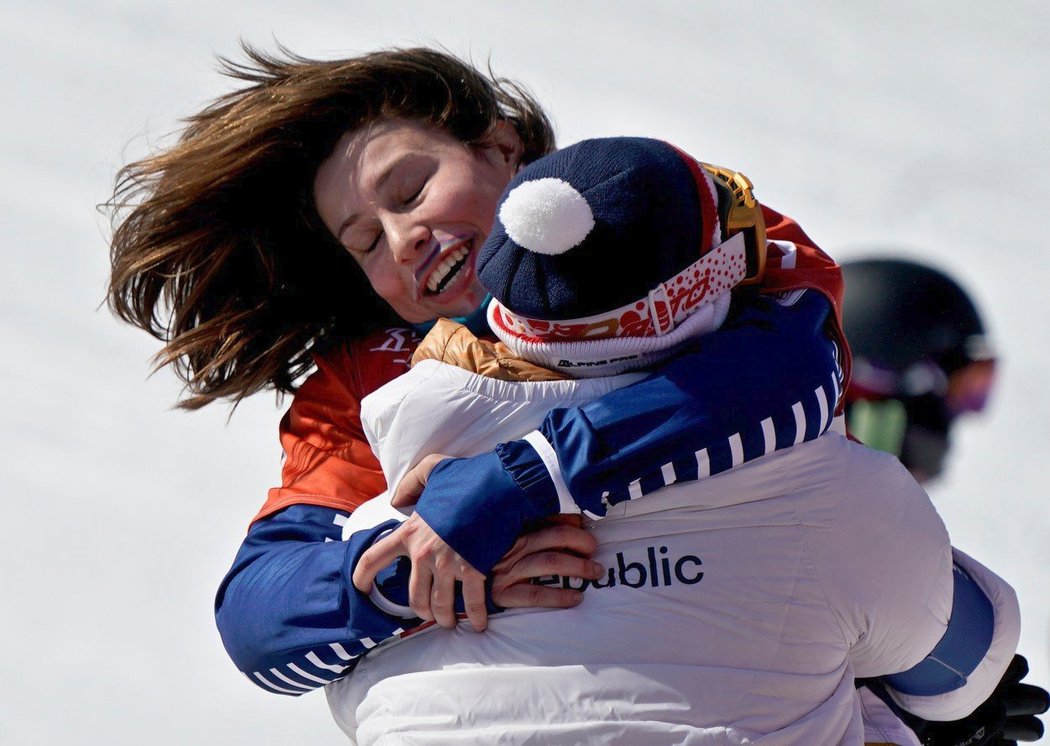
[917,654,1049,746]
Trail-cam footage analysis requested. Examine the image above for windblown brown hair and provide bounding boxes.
[106,44,555,409]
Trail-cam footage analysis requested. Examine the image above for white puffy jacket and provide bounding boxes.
[328,359,1019,745]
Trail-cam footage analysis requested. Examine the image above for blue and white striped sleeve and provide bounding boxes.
[215,504,417,696]
[414,290,843,574]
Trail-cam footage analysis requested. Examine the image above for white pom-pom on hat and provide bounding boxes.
[498,177,595,256]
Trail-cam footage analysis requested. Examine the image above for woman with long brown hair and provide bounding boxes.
[106,43,852,706]
[103,38,1050,745]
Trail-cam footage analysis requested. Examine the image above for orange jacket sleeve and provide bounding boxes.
[250,328,419,525]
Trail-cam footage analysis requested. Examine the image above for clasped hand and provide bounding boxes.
[352,454,604,631]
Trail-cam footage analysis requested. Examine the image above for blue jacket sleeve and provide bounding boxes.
[214,504,419,696]
[414,290,844,573]
[883,563,995,697]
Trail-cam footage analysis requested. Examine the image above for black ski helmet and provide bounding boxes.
[842,257,995,482]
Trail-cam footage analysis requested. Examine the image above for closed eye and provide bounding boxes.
[401,180,426,206]
[343,228,382,256]
[364,231,383,254]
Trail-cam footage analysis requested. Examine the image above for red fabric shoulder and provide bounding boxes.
[759,205,852,411]
[250,327,421,526]
[760,205,844,316]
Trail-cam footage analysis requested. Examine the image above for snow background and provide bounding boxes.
[1,1,1047,743]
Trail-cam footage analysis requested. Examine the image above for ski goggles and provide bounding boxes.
[944,357,996,416]
[848,356,996,427]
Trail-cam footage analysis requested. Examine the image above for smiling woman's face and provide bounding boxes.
[314,118,523,323]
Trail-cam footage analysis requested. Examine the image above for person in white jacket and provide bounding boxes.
[330,137,1021,745]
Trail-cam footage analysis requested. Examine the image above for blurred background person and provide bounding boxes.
[842,257,997,484]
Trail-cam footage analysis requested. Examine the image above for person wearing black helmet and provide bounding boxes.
[843,258,997,484]
[843,257,1048,745]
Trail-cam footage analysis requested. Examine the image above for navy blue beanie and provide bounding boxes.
[477,137,714,320]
